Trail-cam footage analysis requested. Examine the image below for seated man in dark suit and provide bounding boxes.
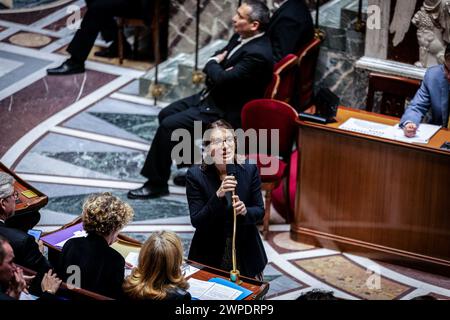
[0,236,61,300]
[47,0,155,75]
[267,0,314,62]
[0,173,52,282]
[127,0,274,199]
[400,44,450,137]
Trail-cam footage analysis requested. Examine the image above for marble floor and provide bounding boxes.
[0,2,449,301]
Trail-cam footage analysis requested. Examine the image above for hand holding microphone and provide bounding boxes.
[232,195,247,216]
[216,176,237,198]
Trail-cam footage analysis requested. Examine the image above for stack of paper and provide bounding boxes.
[339,118,441,144]
[187,278,244,300]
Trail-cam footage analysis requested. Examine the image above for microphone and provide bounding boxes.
[225,163,237,207]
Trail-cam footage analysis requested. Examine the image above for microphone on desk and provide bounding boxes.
[225,163,237,207]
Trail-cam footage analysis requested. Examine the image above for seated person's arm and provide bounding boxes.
[209,34,239,58]
[40,269,61,296]
[203,53,269,91]
[22,236,52,275]
[400,73,431,136]
[402,121,418,138]
[5,267,28,299]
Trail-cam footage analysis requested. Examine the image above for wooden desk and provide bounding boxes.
[0,161,48,214]
[292,107,450,275]
[42,219,269,300]
[21,265,113,300]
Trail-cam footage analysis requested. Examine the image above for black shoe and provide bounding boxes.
[127,184,169,199]
[47,59,85,75]
[94,41,132,58]
[173,167,188,187]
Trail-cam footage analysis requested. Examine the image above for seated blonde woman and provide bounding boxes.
[58,192,134,299]
[123,231,190,300]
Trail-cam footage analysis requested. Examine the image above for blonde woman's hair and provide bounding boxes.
[81,192,134,236]
[123,231,188,300]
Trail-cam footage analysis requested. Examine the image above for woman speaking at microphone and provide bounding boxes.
[186,120,267,280]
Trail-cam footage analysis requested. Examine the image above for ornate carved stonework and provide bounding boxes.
[412,0,448,67]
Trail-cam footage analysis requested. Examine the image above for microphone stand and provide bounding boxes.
[230,190,241,284]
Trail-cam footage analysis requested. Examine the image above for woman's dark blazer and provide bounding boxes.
[186,163,267,277]
[58,233,125,299]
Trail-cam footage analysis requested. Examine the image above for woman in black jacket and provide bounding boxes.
[186,120,267,279]
[59,192,134,299]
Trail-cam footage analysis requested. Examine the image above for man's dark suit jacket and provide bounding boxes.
[186,163,267,278]
[59,234,125,299]
[202,33,274,128]
[267,0,314,62]
[0,221,51,276]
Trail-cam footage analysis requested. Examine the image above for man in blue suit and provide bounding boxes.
[400,44,450,137]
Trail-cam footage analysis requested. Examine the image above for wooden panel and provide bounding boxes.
[292,107,450,275]
[0,161,47,214]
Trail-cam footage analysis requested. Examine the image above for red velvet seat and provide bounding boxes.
[241,99,298,239]
[272,150,298,222]
[264,53,299,103]
[247,154,287,182]
[294,37,322,112]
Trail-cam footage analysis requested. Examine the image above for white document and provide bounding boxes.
[339,118,441,144]
[19,292,38,300]
[339,118,393,138]
[125,252,139,268]
[55,230,88,247]
[182,264,200,278]
[392,123,441,144]
[124,252,139,277]
[187,278,241,300]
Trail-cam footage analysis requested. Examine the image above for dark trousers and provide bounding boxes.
[68,0,144,62]
[141,93,220,187]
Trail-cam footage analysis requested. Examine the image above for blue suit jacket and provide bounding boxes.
[400,65,449,127]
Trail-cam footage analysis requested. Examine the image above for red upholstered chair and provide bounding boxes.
[241,99,299,239]
[293,37,322,112]
[264,54,299,103]
[272,150,298,223]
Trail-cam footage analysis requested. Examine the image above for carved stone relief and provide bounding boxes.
[412,0,448,67]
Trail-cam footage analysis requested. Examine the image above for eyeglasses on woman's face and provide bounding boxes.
[210,136,235,146]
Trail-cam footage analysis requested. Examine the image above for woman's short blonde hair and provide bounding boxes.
[123,230,188,300]
[82,192,134,236]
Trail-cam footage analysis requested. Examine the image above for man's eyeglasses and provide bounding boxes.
[5,190,19,201]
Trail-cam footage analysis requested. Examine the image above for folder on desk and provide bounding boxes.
[208,277,252,300]
[188,277,252,300]
[41,222,85,249]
